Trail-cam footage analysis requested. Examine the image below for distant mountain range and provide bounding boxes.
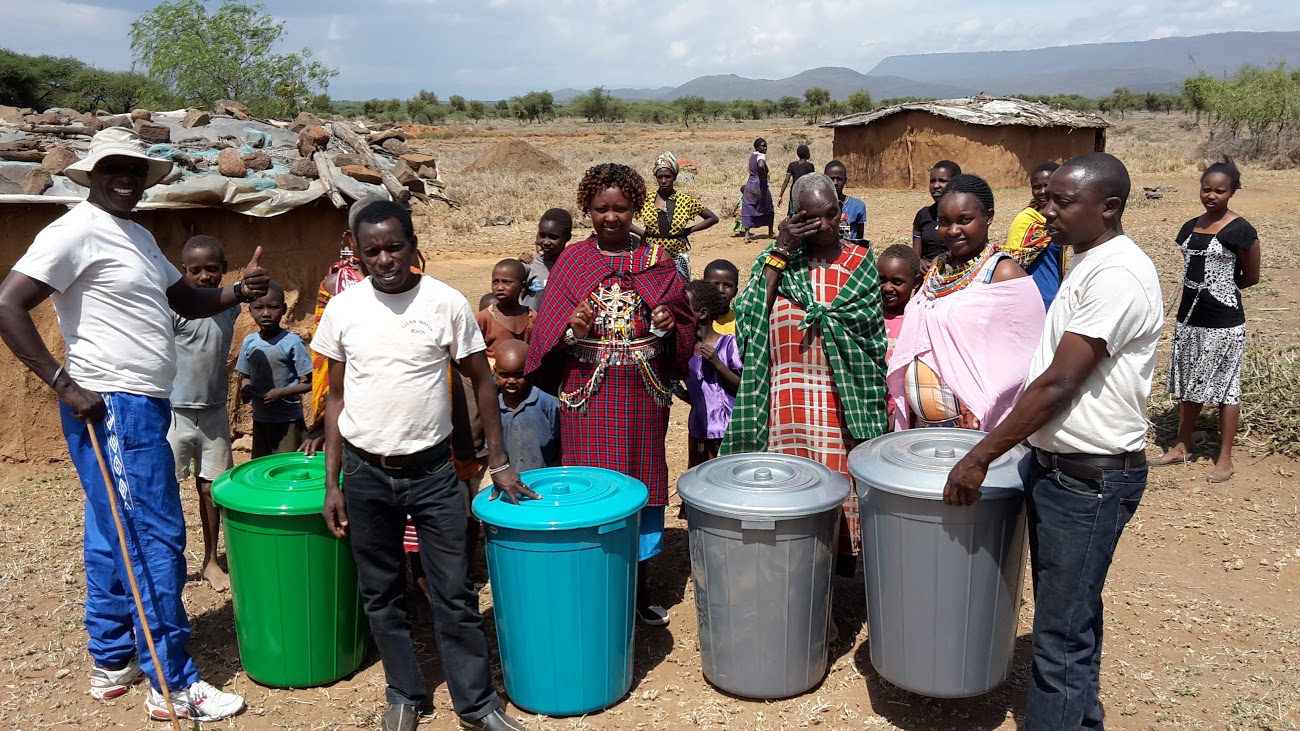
[550,31,1300,103]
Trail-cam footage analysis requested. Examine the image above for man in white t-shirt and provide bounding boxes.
[0,128,264,723]
[313,200,537,731]
[943,152,1163,730]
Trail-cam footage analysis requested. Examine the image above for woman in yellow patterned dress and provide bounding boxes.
[633,152,719,280]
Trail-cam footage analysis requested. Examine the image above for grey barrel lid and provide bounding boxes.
[678,453,851,521]
[848,428,1029,501]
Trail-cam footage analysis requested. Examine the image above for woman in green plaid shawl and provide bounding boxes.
[721,173,888,574]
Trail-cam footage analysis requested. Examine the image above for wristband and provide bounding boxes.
[233,280,254,302]
[764,253,789,271]
[488,462,512,476]
[48,365,66,388]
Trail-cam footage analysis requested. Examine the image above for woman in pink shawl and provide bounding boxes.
[888,174,1046,431]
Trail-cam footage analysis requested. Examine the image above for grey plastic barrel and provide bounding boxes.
[678,454,851,699]
[848,429,1030,698]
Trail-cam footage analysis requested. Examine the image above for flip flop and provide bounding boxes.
[1150,454,1189,467]
[1207,471,1233,484]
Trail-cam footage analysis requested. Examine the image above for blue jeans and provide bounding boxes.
[1024,454,1147,730]
[342,442,498,719]
[62,393,200,691]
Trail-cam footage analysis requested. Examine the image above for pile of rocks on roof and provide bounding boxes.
[0,99,449,208]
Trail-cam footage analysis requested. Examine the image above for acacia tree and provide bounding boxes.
[130,0,337,117]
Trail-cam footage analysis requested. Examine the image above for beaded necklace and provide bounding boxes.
[924,247,993,299]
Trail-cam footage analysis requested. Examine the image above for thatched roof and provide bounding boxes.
[822,96,1109,130]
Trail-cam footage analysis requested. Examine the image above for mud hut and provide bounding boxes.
[0,110,451,462]
[822,97,1108,189]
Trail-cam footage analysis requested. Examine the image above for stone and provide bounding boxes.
[214,99,252,120]
[58,108,80,123]
[0,167,53,195]
[340,164,381,184]
[182,108,211,128]
[67,112,101,131]
[274,173,310,191]
[416,164,439,179]
[99,115,131,129]
[297,125,330,158]
[217,148,246,177]
[331,153,364,169]
[289,157,319,179]
[159,168,184,185]
[290,111,322,132]
[0,105,24,125]
[392,159,417,186]
[242,150,272,171]
[130,108,152,122]
[29,112,60,126]
[134,119,171,145]
[371,128,407,143]
[399,152,436,169]
[243,129,270,148]
[41,146,79,174]
[381,137,412,156]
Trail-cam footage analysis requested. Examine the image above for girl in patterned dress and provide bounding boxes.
[633,151,719,280]
[1154,158,1262,483]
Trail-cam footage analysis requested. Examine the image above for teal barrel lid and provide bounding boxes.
[211,453,334,516]
[472,466,648,531]
[848,428,1029,501]
[677,453,851,521]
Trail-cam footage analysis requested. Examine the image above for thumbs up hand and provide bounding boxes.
[240,246,270,300]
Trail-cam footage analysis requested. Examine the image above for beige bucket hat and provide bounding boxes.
[64,127,174,188]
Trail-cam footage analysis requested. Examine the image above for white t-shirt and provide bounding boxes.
[13,201,182,398]
[1026,235,1163,455]
[311,276,486,456]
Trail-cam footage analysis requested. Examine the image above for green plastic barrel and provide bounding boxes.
[212,453,369,688]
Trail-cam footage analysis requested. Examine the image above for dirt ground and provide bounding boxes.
[0,115,1297,730]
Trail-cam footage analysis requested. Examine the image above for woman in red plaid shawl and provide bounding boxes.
[526,163,694,626]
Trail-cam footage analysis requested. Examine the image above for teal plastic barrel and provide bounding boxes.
[212,454,369,688]
[473,467,647,716]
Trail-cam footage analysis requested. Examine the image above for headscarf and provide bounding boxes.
[653,151,679,176]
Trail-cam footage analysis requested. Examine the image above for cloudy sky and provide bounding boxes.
[3,0,1296,100]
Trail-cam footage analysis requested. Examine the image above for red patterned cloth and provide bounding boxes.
[768,245,870,557]
[526,236,693,507]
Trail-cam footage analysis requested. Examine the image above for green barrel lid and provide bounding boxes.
[473,466,648,531]
[211,453,335,516]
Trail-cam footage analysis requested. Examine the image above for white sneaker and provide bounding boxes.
[89,656,144,701]
[146,679,245,722]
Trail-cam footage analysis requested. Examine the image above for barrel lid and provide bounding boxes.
[472,466,648,531]
[847,428,1029,501]
[211,453,334,516]
[677,453,851,521]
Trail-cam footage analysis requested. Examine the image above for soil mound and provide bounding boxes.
[463,139,564,174]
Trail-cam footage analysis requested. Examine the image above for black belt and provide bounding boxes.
[345,438,450,471]
[1034,448,1146,481]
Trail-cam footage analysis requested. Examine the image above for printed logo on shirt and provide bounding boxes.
[403,318,434,336]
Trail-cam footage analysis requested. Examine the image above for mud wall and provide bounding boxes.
[832,111,1105,189]
[0,200,348,462]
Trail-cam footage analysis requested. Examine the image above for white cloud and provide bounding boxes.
[1121,4,1148,18]
[669,41,690,62]
[1152,24,1180,37]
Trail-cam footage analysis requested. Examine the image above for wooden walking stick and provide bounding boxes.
[86,426,186,731]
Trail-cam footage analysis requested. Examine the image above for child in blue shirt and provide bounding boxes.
[493,339,560,472]
[236,282,312,458]
[826,160,867,241]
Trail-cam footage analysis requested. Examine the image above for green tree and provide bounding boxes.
[777,95,802,117]
[1106,87,1137,119]
[129,0,337,117]
[510,90,554,123]
[674,95,707,127]
[306,92,333,115]
[494,99,510,117]
[448,94,466,113]
[804,87,831,107]
[468,99,487,121]
[574,86,613,122]
[847,89,873,113]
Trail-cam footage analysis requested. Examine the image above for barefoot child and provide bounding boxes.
[477,259,534,361]
[236,283,312,458]
[521,208,573,311]
[1154,157,1262,483]
[680,280,742,467]
[494,340,561,473]
[702,259,740,336]
[167,236,239,592]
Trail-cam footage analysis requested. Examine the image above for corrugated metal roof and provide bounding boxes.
[822,96,1109,129]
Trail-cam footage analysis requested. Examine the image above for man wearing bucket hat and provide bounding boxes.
[943,152,1162,730]
[0,127,267,722]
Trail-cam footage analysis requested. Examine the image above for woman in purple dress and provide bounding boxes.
[741,138,774,242]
